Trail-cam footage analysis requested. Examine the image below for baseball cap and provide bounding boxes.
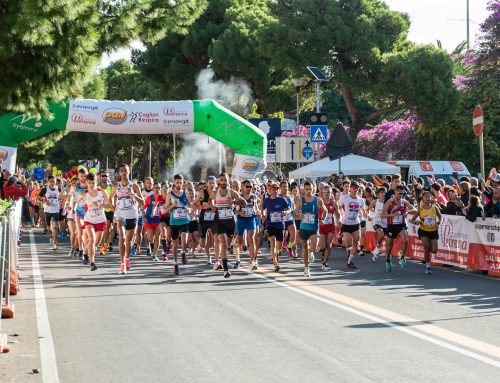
[206,175,216,181]
[268,182,280,189]
[493,173,500,183]
[350,181,360,188]
[318,182,327,189]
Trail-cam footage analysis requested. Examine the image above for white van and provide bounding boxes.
[387,161,471,185]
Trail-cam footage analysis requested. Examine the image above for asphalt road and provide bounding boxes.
[1,228,500,383]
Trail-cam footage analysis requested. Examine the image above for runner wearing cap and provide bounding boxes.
[279,181,296,258]
[337,181,365,269]
[294,181,328,277]
[236,179,260,270]
[143,181,164,261]
[381,185,416,272]
[263,182,290,272]
[368,187,388,261]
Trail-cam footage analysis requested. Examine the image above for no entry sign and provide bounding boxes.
[472,105,484,136]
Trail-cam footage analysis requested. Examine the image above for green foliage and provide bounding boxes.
[0,199,13,217]
[0,0,206,116]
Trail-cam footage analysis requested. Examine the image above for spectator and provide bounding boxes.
[459,181,471,205]
[2,176,28,201]
[470,177,479,188]
[464,195,484,222]
[441,189,464,216]
[484,187,500,218]
[431,183,447,207]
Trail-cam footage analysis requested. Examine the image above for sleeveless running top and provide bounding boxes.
[372,200,387,228]
[74,182,87,216]
[169,190,189,225]
[339,195,364,225]
[115,181,138,220]
[300,196,318,231]
[387,200,406,225]
[319,199,336,226]
[199,189,215,222]
[44,187,61,214]
[83,189,106,224]
[238,194,256,220]
[418,204,439,232]
[215,188,234,220]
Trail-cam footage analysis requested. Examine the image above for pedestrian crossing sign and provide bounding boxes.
[310,125,328,143]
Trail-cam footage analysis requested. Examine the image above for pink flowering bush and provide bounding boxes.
[355,114,421,161]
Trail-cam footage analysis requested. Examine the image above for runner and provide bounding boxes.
[236,179,260,270]
[381,185,417,272]
[98,172,114,255]
[318,184,341,271]
[30,182,42,227]
[210,173,246,278]
[337,181,366,268]
[186,186,200,260]
[193,177,217,265]
[294,181,328,277]
[144,181,164,261]
[279,181,296,258]
[64,191,77,258]
[27,181,36,227]
[368,187,388,261]
[67,167,88,261]
[109,164,144,275]
[75,173,111,271]
[38,175,62,251]
[165,174,190,275]
[159,183,171,261]
[134,176,154,256]
[410,190,441,274]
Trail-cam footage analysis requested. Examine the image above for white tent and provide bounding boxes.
[289,154,399,179]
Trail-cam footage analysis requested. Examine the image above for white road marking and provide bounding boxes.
[244,268,500,369]
[30,231,60,382]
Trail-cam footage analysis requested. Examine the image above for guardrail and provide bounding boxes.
[0,199,22,352]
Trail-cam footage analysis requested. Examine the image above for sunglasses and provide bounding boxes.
[243,185,251,188]
[101,175,108,178]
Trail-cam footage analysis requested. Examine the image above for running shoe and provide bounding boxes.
[166,244,171,256]
[162,254,168,262]
[130,243,137,256]
[173,264,180,275]
[213,261,222,270]
[181,253,187,265]
[108,243,113,252]
[308,252,315,263]
[386,261,392,273]
[287,249,293,258]
[78,250,84,259]
[358,249,365,256]
[274,263,280,272]
[136,246,142,255]
[346,260,357,269]
[223,270,231,278]
[248,260,258,270]
[119,263,126,275]
[69,248,74,257]
[207,257,213,265]
[233,261,241,270]
[304,267,311,277]
[90,263,98,271]
[54,243,58,251]
[399,257,407,268]
[146,248,151,256]
[426,266,432,274]
[243,245,248,253]
[372,246,380,256]
[125,258,131,270]
[321,263,330,271]
[152,255,160,262]
[99,243,108,256]
[82,255,89,265]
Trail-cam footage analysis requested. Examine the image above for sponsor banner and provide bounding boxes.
[66,99,194,134]
[231,153,266,181]
[0,146,17,173]
[248,118,281,163]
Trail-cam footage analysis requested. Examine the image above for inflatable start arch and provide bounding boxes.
[0,99,266,180]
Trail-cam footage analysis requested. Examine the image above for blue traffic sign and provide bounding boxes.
[310,125,328,143]
[302,146,314,159]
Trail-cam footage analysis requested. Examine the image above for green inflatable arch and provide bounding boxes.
[0,99,267,180]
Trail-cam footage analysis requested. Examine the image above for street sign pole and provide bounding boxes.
[479,133,485,180]
[472,105,485,180]
[316,81,321,161]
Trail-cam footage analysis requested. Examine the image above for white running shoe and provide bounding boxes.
[304,267,311,277]
[321,263,330,271]
[308,252,315,263]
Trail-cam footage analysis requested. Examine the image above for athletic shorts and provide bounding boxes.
[387,224,407,239]
[171,224,188,240]
[199,221,216,239]
[105,211,114,222]
[255,218,262,228]
[84,221,107,232]
[284,220,294,229]
[294,220,301,229]
[28,201,34,208]
[45,212,60,225]
[319,224,335,236]
[299,228,319,241]
[341,224,360,234]
[373,224,388,235]
[160,216,170,226]
[58,209,65,222]
[360,221,366,229]
[116,217,137,231]
[267,226,284,242]
[418,228,439,240]
[188,220,198,233]
[236,218,256,236]
[138,216,144,227]
[215,219,235,237]
[144,222,160,230]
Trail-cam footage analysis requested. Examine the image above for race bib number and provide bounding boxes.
[218,208,233,220]
[348,209,359,220]
[159,205,167,215]
[284,213,293,222]
[270,212,282,223]
[324,214,333,225]
[118,197,133,210]
[241,207,254,217]
[204,211,215,221]
[88,207,101,219]
[49,198,59,207]
[173,208,187,220]
[393,213,404,224]
[302,213,315,225]
[423,216,437,226]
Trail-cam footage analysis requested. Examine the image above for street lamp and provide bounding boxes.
[292,78,303,135]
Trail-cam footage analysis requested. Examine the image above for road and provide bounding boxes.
[1,229,500,382]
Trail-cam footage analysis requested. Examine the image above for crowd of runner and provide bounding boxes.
[4,165,500,278]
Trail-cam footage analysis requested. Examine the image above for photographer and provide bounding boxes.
[484,187,500,218]
[441,189,464,216]
[2,175,28,201]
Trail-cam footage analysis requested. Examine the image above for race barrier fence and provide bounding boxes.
[0,199,22,352]
[364,215,500,277]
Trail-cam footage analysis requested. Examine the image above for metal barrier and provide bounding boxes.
[0,199,22,352]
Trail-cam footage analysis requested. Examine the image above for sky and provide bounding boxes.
[100,0,491,67]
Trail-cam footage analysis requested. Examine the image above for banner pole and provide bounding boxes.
[479,132,485,180]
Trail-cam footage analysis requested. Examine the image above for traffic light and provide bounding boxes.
[309,112,327,124]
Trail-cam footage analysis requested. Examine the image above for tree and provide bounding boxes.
[0,0,206,116]
[258,0,459,136]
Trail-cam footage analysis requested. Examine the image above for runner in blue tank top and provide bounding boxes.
[294,181,327,277]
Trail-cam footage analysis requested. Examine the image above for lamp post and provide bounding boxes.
[292,78,303,135]
[466,0,470,49]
